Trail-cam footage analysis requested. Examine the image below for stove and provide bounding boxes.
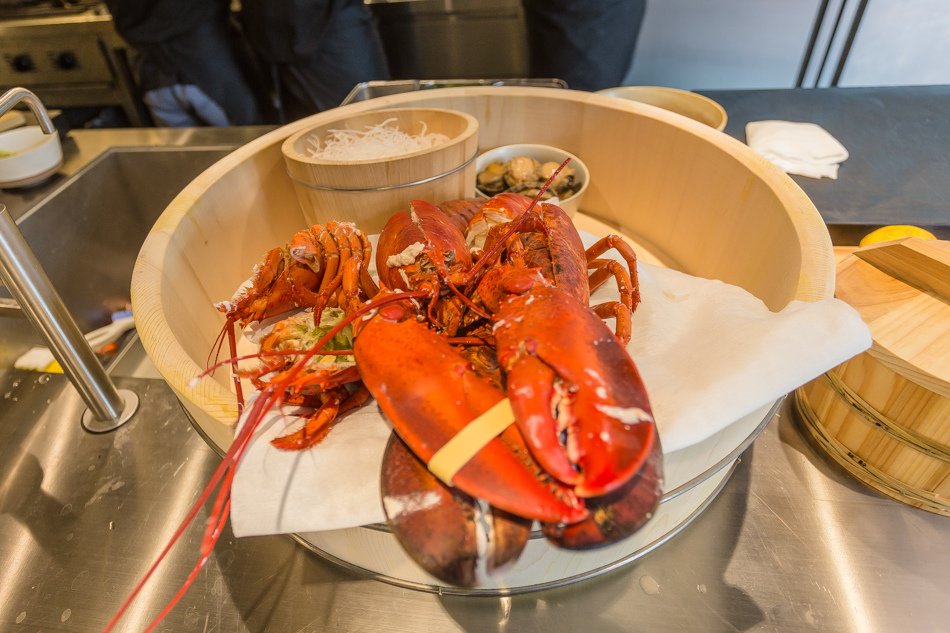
[0,1,148,125]
[0,0,100,21]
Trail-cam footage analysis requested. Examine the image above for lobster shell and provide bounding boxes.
[355,302,588,525]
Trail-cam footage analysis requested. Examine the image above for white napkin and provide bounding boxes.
[746,120,849,179]
[231,232,871,537]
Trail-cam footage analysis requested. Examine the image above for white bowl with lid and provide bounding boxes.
[0,125,63,189]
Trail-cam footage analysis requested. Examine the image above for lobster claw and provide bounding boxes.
[493,285,658,498]
[381,432,532,587]
[542,433,663,550]
[354,299,588,526]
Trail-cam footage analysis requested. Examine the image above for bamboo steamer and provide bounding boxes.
[796,237,950,515]
[131,86,834,589]
[282,107,479,233]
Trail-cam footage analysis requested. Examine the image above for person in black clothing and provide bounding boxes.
[105,0,262,126]
[240,0,391,122]
[521,0,647,92]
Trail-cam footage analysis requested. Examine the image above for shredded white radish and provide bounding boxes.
[306,118,449,161]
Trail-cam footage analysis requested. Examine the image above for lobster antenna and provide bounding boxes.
[100,385,279,633]
[226,320,246,411]
[198,348,356,380]
[206,316,231,374]
[464,157,571,283]
[104,290,430,633]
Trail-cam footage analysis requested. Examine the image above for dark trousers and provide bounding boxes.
[242,0,390,121]
[522,0,647,92]
[137,17,262,125]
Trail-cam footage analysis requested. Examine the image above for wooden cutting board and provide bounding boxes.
[835,237,950,399]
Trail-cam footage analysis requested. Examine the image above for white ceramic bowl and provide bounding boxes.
[0,125,63,188]
[474,143,589,217]
[596,86,727,131]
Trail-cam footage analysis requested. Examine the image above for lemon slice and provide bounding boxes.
[859,225,937,247]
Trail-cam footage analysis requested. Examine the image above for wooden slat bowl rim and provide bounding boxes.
[282,107,479,167]
[282,107,479,190]
[794,388,950,516]
[821,367,950,461]
[131,86,835,444]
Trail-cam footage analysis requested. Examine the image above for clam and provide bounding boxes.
[504,156,541,192]
[476,154,580,201]
[476,161,508,195]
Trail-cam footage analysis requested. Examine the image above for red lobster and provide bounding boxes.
[103,161,663,631]
[213,221,377,450]
[361,180,662,583]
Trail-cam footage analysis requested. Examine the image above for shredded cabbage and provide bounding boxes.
[305,118,449,161]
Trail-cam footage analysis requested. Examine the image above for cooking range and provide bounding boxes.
[0,0,147,125]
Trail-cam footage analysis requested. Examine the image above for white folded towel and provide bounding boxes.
[746,120,849,180]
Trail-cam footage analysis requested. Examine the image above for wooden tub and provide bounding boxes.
[131,86,834,590]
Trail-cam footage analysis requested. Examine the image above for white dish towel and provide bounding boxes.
[746,120,849,180]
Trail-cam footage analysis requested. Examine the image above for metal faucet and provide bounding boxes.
[0,87,57,134]
[0,88,138,431]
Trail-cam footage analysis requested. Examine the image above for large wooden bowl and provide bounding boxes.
[132,86,833,588]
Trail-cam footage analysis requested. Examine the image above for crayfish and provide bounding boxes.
[103,160,663,633]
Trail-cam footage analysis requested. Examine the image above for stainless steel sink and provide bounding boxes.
[0,146,232,370]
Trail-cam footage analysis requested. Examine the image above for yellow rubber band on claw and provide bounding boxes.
[427,398,516,485]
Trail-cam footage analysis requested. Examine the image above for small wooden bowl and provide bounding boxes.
[281,107,479,233]
[596,86,727,131]
[0,125,63,188]
[796,241,950,515]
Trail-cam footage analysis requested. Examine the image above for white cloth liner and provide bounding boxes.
[230,231,870,537]
[746,120,849,180]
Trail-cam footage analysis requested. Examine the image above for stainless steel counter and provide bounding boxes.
[2,370,948,632]
[0,126,274,221]
[2,91,950,631]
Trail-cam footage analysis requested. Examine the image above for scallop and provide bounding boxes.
[504,156,541,191]
[540,161,575,196]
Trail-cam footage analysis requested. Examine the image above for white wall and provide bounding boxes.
[839,0,950,86]
[623,0,823,90]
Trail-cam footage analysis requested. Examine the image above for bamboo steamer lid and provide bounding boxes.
[796,237,950,514]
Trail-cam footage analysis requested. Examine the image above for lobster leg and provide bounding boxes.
[269,382,370,450]
[585,235,641,315]
[588,290,632,346]
[270,387,345,451]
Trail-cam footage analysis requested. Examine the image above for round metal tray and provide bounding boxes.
[182,397,779,594]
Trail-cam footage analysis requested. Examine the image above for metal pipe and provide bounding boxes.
[0,87,56,134]
[0,206,124,421]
